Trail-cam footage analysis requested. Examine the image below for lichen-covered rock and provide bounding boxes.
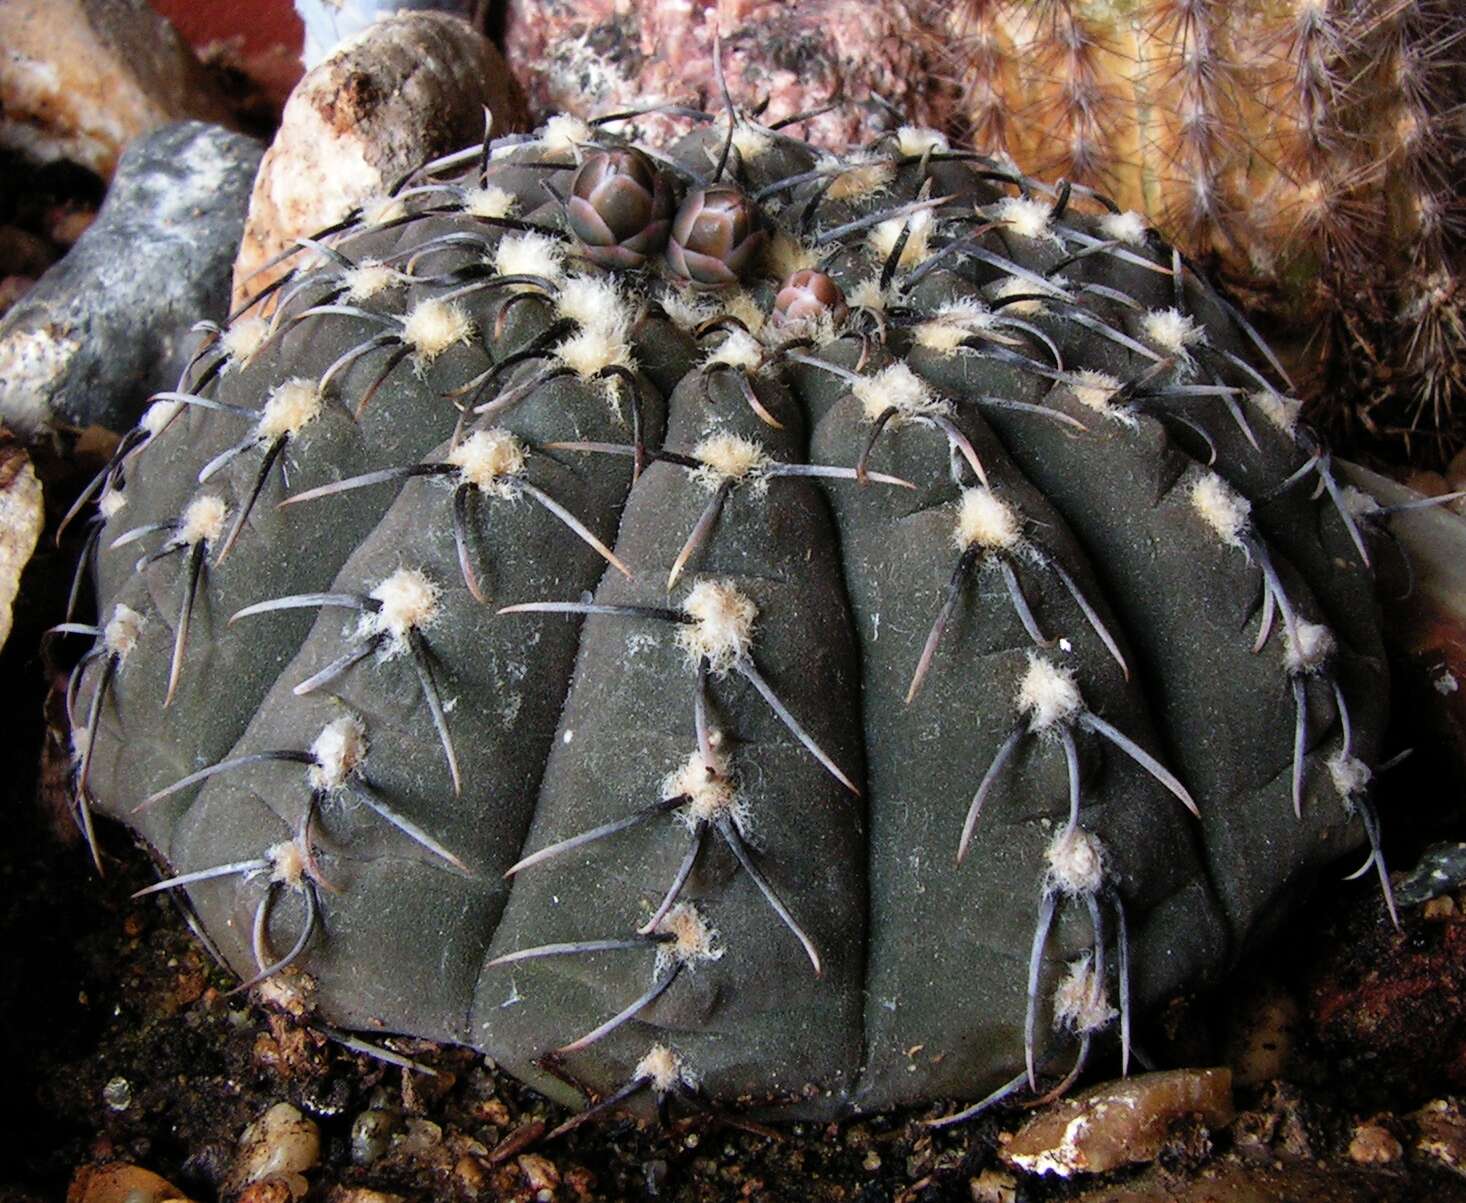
[67,107,1392,1121]
[0,122,262,434]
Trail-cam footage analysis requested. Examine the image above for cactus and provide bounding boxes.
[59,103,1396,1123]
[929,0,1466,461]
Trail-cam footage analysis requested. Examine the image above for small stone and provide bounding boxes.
[1414,1098,1466,1176]
[969,1169,1017,1203]
[862,1150,882,1172]
[230,11,527,312]
[1348,1120,1402,1164]
[349,1109,398,1166]
[1001,1068,1235,1178]
[1424,895,1457,920]
[395,1117,443,1154]
[0,433,42,651]
[0,122,262,434]
[225,1102,321,1200]
[0,0,234,177]
[323,1190,405,1203]
[518,1152,561,1193]
[101,1077,132,1112]
[69,1162,194,1203]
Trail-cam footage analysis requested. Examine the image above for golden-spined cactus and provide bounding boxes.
[930,0,1466,460]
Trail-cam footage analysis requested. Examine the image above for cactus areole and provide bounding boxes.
[66,109,1391,1122]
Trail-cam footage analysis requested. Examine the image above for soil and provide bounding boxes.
[6,449,1466,1203]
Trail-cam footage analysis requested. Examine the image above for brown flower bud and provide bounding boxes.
[565,147,673,269]
[666,184,767,289]
[772,269,849,328]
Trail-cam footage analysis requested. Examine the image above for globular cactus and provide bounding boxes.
[928,0,1466,460]
[59,103,1397,1123]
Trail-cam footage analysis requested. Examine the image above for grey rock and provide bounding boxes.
[0,122,262,435]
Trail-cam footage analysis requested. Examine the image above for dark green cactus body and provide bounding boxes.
[70,112,1389,1120]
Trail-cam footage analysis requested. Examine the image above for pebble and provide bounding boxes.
[1001,1068,1235,1178]
[349,1108,398,1165]
[1413,1098,1466,1176]
[969,1169,1017,1203]
[225,1102,321,1199]
[0,0,234,177]
[0,122,262,434]
[0,434,41,651]
[230,11,527,313]
[101,1076,133,1112]
[70,1162,194,1203]
[1348,1120,1403,1164]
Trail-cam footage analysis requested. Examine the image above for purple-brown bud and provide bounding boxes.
[772,269,849,328]
[666,184,767,289]
[565,147,673,269]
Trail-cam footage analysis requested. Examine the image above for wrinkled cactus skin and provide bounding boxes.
[71,113,1388,1120]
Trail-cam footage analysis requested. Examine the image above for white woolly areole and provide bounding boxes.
[363,568,440,646]
[1250,389,1302,435]
[360,195,406,226]
[1141,307,1203,357]
[256,378,323,440]
[896,125,949,157]
[1098,210,1149,246]
[1045,826,1106,895]
[690,434,771,494]
[991,276,1045,315]
[1284,620,1335,674]
[711,119,773,162]
[1340,485,1382,519]
[267,839,308,888]
[104,603,144,659]
[826,153,895,201]
[723,292,766,336]
[868,207,933,268]
[994,196,1059,243]
[402,298,474,362]
[221,317,269,365]
[954,487,1023,551]
[764,232,819,281]
[554,327,634,380]
[141,398,182,436]
[461,185,516,219]
[1068,369,1128,422]
[178,495,227,546]
[914,300,1002,354]
[538,113,592,155]
[1053,954,1118,1033]
[308,714,367,791]
[635,1044,697,1093]
[342,261,399,303]
[1328,751,1371,799]
[852,362,944,424]
[653,903,723,974]
[704,328,764,373]
[847,277,889,313]
[1017,654,1083,732]
[662,746,744,827]
[677,579,757,673]
[99,487,127,519]
[1190,472,1251,547]
[494,232,566,283]
[447,428,527,498]
[557,274,633,336]
[659,288,715,332]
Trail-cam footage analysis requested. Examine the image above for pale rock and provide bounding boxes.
[231,12,528,312]
[0,435,42,651]
[0,0,234,178]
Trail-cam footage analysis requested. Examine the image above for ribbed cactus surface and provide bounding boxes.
[63,109,1391,1120]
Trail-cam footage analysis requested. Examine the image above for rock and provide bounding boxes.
[0,430,42,651]
[225,1102,321,1199]
[0,0,235,178]
[68,1162,194,1203]
[1348,1120,1403,1165]
[1000,1068,1235,1178]
[1414,1098,1466,1176]
[0,121,262,435]
[229,11,528,312]
[502,0,951,150]
[295,1,480,69]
